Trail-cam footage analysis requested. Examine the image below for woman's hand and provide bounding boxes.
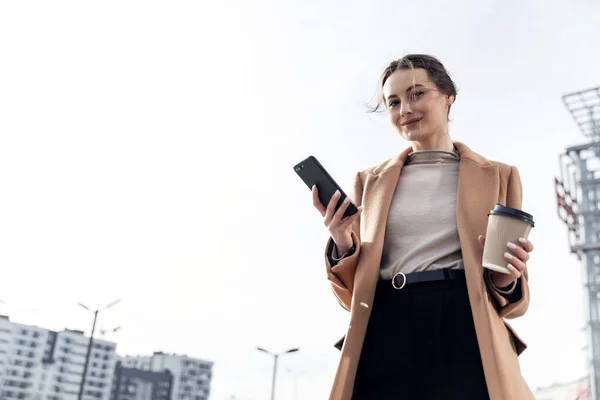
[478,235,534,289]
[313,186,362,255]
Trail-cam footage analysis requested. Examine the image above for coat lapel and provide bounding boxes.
[360,150,410,245]
[454,142,499,298]
[352,147,412,304]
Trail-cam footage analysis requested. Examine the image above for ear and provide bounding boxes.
[446,94,455,106]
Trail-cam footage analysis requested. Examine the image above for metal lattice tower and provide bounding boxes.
[556,86,600,399]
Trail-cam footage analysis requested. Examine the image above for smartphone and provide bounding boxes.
[294,156,358,219]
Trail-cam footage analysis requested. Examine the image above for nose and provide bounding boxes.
[399,101,413,118]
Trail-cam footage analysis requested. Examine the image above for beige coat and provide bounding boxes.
[325,142,533,400]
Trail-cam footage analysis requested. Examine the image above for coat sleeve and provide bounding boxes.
[485,165,530,319]
[324,172,364,312]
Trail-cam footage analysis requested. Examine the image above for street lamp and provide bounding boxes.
[98,326,122,337]
[256,347,299,400]
[77,299,121,400]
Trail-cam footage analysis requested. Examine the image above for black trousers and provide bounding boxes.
[352,270,490,400]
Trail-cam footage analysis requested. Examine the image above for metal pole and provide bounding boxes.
[78,310,98,400]
[256,347,298,400]
[270,354,278,400]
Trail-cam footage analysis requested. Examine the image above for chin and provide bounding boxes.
[403,130,431,142]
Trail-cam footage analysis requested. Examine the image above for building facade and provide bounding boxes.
[110,362,172,400]
[0,316,212,400]
[120,353,212,400]
[0,315,117,400]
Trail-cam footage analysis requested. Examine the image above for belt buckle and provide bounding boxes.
[392,272,407,290]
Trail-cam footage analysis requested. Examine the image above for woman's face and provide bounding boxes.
[382,68,454,146]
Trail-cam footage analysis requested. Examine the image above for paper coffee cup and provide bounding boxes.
[482,204,534,274]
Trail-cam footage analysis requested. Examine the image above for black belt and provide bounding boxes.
[391,268,464,290]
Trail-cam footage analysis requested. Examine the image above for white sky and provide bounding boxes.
[1,1,600,399]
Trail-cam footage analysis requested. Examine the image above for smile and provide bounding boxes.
[401,117,423,127]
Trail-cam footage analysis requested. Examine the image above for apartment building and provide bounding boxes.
[0,316,212,400]
[120,353,212,400]
[0,315,117,400]
[110,361,172,400]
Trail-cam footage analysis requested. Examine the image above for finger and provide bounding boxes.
[505,252,527,273]
[340,206,363,227]
[312,186,326,216]
[507,242,530,262]
[324,190,341,224]
[332,196,352,224]
[518,237,534,252]
[506,263,522,280]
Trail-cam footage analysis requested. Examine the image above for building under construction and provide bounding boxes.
[556,86,600,399]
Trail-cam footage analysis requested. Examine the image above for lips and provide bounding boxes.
[401,117,423,126]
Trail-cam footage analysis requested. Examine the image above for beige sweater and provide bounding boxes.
[379,150,462,280]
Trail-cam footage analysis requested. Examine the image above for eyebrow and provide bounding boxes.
[386,84,425,101]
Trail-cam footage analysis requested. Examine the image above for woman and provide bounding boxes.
[312,54,534,400]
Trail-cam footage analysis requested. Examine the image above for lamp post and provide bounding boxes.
[256,347,299,400]
[77,299,120,400]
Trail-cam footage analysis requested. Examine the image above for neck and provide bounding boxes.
[410,134,454,153]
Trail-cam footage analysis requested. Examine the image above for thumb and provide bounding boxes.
[478,235,485,248]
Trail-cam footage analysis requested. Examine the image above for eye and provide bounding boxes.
[388,100,400,108]
[411,91,424,101]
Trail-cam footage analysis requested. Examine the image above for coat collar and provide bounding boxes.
[370,141,492,176]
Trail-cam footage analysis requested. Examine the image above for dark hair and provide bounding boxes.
[368,54,458,115]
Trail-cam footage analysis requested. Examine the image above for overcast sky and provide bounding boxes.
[1,1,600,399]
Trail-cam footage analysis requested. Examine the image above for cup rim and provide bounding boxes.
[488,203,534,227]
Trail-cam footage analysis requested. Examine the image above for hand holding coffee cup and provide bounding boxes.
[479,204,535,288]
